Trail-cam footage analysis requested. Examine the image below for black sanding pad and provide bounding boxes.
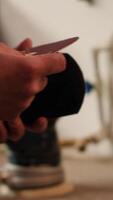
[21,54,85,124]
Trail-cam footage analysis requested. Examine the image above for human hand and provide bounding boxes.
[0,38,66,142]
[0,116,48,142]
[0,39,66,120]
[0,39,48,142]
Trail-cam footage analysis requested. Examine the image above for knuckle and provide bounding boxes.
[18,94,35,110]
[18,100,30,111]
[22,77,48,97]
[22,83,37,97]
[20,58,36,81]
[39,77,48,91]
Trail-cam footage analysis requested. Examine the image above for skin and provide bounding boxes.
[0,38,66,142]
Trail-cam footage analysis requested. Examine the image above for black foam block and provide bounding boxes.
[21,54,85,124]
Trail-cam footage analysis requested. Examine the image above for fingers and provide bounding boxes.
[17,77,48,110]
[0,43,66,122]
[5,117,25,141]
[16,39,66,77]
[0,116,48,142]
[0,43,21,56]
[26,52,66,76]
[16,38,32,51]
[27,117,48,133]
[22,77,48,98]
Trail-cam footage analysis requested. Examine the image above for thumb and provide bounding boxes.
[16,38,32,51]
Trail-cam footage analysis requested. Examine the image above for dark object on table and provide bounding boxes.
[7,119,64,189]
[21,54,85,124]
